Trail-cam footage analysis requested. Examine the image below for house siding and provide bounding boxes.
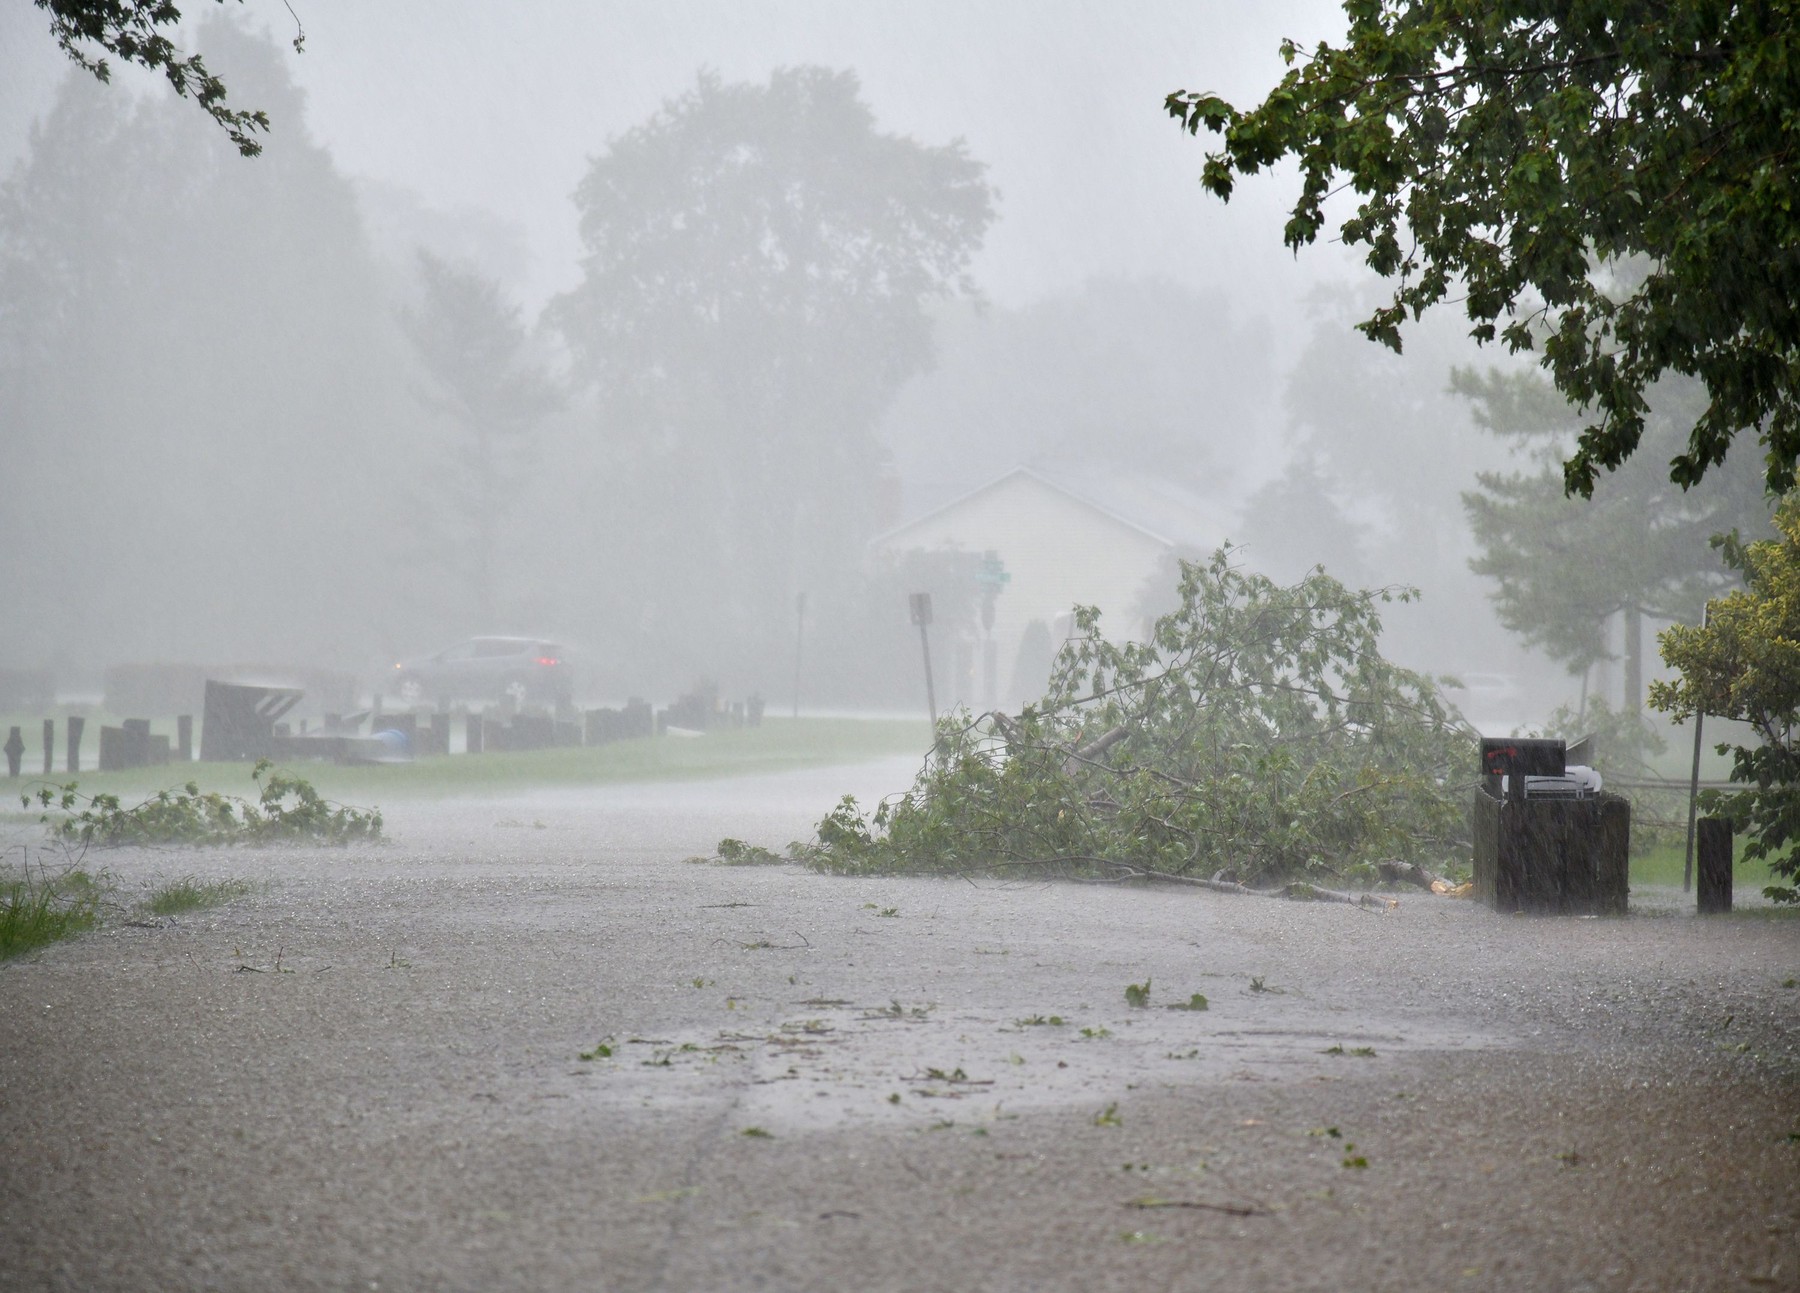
[873,472,1172,706]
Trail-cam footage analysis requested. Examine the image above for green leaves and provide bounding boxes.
[794,547,1473,885]
[1652,494,1800,898]
[38,765,382,848]
[1171,1,1800,495]
[37,0,277,156]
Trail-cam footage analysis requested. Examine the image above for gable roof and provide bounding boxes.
[871,463,1227,553]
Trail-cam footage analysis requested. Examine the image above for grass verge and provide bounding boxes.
[143,876,254,917]
[1631,834,1792,892]
[0,866,101,960]
[9,716,930,802]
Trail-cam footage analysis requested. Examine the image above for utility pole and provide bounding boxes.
[909,592,937,727]
[1682,600,1714,893]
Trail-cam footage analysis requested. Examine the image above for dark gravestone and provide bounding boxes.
[200,681,303,762]
[66,716,84,775]
[4,726,23,778]
[509,713,555,751]
[625,698,653,739]
[465,711,483,755]
[98,726,133,772]
[101,720,168,772]
[429,712,451,758]
[42,719,52,775]
[177,715,193,762]
[1697,817,1733,915]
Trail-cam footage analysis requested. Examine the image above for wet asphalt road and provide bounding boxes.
[1,758,1797,1292]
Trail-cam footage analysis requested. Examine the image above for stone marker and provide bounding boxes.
[42,719,52,775]
[66,716,84,775]
[177,715,193,762]
[4,726,23,778]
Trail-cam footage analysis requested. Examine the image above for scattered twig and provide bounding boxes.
[1122,1197,1265,1217]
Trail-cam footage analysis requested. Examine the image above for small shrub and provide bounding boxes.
[27,761,381,848]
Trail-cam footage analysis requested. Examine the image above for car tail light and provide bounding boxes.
[535,656,560,667]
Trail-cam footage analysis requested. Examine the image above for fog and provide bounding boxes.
[0,1,1762,726]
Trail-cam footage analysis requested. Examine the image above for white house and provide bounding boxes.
[870,464,1229,709]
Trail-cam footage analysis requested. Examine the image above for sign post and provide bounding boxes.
[909,592,937,727]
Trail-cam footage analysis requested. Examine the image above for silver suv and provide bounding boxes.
[389,637,572,707]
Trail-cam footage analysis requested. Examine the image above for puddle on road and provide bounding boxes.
[548,992,1504,1135]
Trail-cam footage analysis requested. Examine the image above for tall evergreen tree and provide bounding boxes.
[1461,371,1775,709]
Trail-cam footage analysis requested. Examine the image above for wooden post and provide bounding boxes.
[430,712,450,758]
[66,716,84,775]
[4,727,22,778]
[1696,817,1732,914]
[466,710,483,755]
[42,719,53,775]
[177,714,193,762]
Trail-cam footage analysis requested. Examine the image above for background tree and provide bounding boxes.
[32,0,301,155]
[1462,370,1775,712]
[1652,495,1800,900]
[399,251,562,627]
[1168,1,1800,495]
[548,67,994,691]
[0,21,417,673]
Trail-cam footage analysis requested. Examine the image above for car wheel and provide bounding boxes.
[395,674,426,705]
[502,676,530,707]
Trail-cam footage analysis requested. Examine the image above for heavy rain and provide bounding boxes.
[1,3,1795,1289]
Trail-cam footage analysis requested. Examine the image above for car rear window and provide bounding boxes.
[474,639,528,657]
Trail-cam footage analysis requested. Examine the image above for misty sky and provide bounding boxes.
[1,1,1616,719]
[1,1,1359,324]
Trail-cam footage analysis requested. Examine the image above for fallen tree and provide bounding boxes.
[784,549,1476,889]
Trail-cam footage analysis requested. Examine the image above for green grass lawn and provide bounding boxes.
[4,716,931,809]
[1630,832,1794,892]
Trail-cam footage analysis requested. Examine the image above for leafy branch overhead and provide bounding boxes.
[34,0,305,156]
[1168,1,1800,496]
[791,549,1474,887]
